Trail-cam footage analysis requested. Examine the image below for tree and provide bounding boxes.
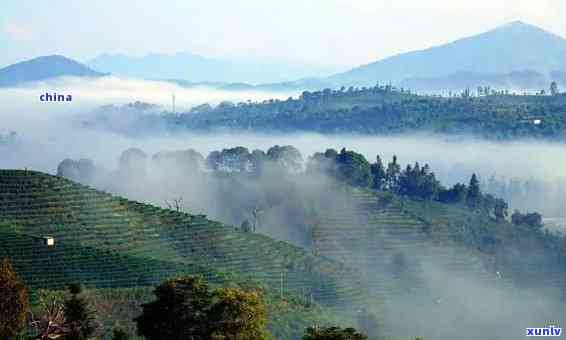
[152,149,205,174]
[336,148,372,188]
[135,276,273,340]
[135,276,213,340]
[370,156,386,190]
[31,290,67,340]
[385,156,401,192]
[0,258,29,340]
[63,283,97,340]
[438,183,467,204]
[266,145,303,173]
[249,149,268,175]
[303,326,367,340]
[241,220,253,233]
[511,211,542,229]
[209,287,272,340]
[112,327,130,340]
[493,198,508,221]
[550,81,559,96]
[466,174,481,209]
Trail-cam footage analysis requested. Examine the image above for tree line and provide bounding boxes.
[153,82,566,140]
[1,257,377,340]
[58,144,532,226]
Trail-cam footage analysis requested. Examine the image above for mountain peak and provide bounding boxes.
[492,20,556,36]
[502,20,530,28]
[0,55,104,87]
[329,21,566,86]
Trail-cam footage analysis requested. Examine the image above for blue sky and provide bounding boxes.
[1,0,565,68]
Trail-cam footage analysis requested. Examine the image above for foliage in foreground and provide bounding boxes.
[303,325,368,340]
[0,257,29,340]
[134,276,272,340]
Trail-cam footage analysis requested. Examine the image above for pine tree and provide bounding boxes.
[64,283,97,340]
[466,174,481,209]
[370,155,386,190]
[0,258,29,340]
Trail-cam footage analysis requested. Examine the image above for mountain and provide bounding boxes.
[0,55,104,87]
[329,21,566,87]
[87,52,342,84]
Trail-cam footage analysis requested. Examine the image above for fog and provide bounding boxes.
[2,78,566,339]
[3,77,566,219]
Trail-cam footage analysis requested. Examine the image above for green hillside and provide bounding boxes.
[313,186,566,338]
[0,170,364,308]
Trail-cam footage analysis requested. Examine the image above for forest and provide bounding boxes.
[149,83,566,139]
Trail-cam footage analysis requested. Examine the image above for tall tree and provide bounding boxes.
[370,156,386,190]
[0,258,29,340]
[386,156,401,192]
[64,283,97,340]
[493,198,509,221]
[466,174,481,209]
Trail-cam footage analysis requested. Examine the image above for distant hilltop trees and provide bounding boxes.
[147,81,566,140]
[57,144,514,223]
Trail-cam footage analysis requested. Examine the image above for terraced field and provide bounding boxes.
[313,187,554,337]
[0,170,364,307]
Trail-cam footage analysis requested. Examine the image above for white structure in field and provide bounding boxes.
[43,236,55,247]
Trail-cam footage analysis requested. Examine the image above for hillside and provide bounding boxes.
[0,170,364,308]
[313,187,566,339]
[0,55,104,87]
[329,21,566,87]
[151,85,566,140]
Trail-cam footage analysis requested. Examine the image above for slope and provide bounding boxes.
[313,186,566,338]
[0,170,364,307]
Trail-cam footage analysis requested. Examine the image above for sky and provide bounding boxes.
[1,0,565,69]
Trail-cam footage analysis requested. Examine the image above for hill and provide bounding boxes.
[0,55,104,87]
[151,85,566,140]
[0,170,364,308]
[328,21,566,87]
[87,52,341,84]
[312,186,566,339]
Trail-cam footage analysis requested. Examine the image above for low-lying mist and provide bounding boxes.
[2,78,566,339]
[3,77,566,220]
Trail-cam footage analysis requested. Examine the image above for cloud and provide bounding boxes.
[4,22,34,41]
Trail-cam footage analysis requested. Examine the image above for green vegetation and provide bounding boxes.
[162,85,566,139]
[303,326,367,340]
[0,258,29,339]
[0,169,366,339]
[135,276,272,340]
[64,283,97,340]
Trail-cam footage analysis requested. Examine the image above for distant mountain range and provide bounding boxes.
[328,21,566,89]
[2,21,565,92]
[86,52,342,84]
[0,55,104,87]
